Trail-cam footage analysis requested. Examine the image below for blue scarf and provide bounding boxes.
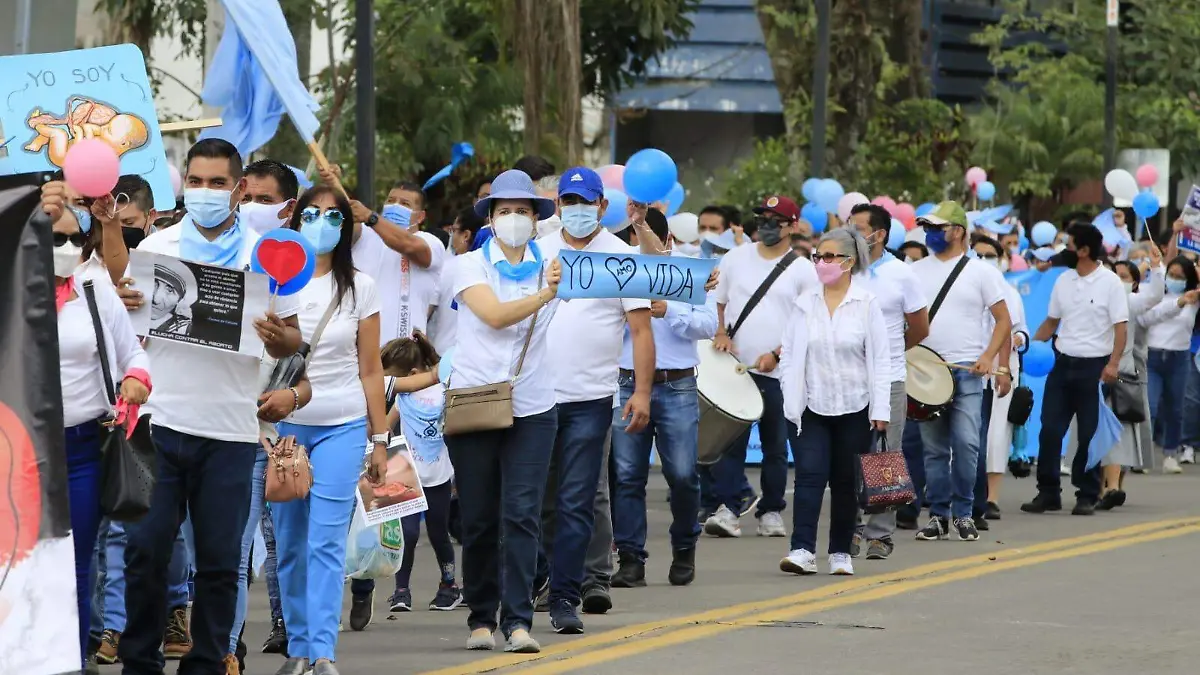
[179,213,244,268]
[869,250,896,277]
[483,240,542,281]
[397,391,446,467]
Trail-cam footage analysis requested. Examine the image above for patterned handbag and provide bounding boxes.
[857,432,915,514]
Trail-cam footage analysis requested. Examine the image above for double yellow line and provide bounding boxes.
[418,517,1200,675]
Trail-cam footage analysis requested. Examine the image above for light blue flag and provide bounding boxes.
[556,250,717,305]
[422,142,475,191]
[1088,385,1123,469]
[973,204,1013,225]
[200,0,321,158]
[287,164,313,189]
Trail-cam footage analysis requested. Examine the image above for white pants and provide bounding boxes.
[986,353,1020,474]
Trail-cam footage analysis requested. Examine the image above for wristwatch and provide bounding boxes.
[366,213,380,228]
[370,432,390,447]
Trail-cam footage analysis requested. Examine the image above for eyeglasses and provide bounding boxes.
[812,252,851,264]
[300,207,345,227]
[53,232,88,248]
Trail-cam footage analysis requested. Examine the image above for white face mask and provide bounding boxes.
[701,231,721,244]
[537,214,562,238]
[1122,281,1135,294]
[239,201,291,235]
[493,213,535,248]
[675,241,701,257]
[53,242,83,278]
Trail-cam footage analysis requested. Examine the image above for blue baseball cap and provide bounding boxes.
[558,167,604,202]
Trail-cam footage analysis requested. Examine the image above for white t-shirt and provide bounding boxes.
[288,271,381,426]
[539,229,651,403]
[427,256,460,355]
[1143,294,1199,352]
[912,253,1007,365]
[352,226,445,345]
[74,252,130,287]
[59,275,151,427]
[451,240,559,417]
[136,223,300,444]
[860,255,927,382]
[714,244,818,378]
[1048,266,1130,358]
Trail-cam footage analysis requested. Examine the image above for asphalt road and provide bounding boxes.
[107,466,1200,674]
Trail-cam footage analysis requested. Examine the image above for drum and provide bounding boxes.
[905,345,955,422]
[696,340,764,465]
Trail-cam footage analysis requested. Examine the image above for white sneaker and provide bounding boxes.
[756,511,787,537]
[828,553,854,576]
[703,505,742,538]
[1060,459,1071,476]
[1163,456,1184,474]
[779,549,817,575]
[1181,447,1195,464]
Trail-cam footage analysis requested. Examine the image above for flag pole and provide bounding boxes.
[307,140,350,202]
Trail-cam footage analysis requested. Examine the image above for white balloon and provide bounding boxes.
[837,192,869,223]
[667,212,700,243]
[1104,169,1138,201]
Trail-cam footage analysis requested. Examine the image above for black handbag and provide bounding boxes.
[83,281,158,522]
[1110,371,1147,424]
[1007,332,1034,426]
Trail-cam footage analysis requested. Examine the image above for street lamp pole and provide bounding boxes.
[355,0,376,202]
[811,0,831,177]
[1103,0,1119,208]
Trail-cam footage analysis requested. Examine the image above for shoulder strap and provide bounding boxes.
[83,281,118,407]
[728,250,797,340]
[304,296,341,365]
[928,255,970,323]
[513,263,545,381]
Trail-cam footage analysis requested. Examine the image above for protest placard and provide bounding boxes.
[127,249,269,357]
[0,44,175,211]
[556,250,716,305]
[357,437,429,526]
[1178,185,1200,255]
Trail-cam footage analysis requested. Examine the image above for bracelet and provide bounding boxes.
[288,386,300,412]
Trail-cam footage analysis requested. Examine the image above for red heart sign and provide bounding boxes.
[257,239,307,285]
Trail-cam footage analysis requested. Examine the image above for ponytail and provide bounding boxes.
[380,330,441,374]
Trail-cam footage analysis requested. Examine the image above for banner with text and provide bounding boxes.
[556,250,716,305]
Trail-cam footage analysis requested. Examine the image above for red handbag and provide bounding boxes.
[857,432,915,514]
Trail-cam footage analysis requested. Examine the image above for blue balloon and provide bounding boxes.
[801,203,827,235]
[976,180,997,201]
[915,202,936,217]
[438,347,454,384]
[802,178,822,202]
[250,227,316,296]
[1031,221,1057,247]
[1133,191,1160,219]
[887,218,905,250]
[623,149,678,204]
[665,182,685,217]
[1019,232,1029,251]
[814,179,845,213]
[601,188,628,229]
[1024,341,1056,378]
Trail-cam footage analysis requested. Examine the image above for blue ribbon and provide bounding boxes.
[422,142,475,191]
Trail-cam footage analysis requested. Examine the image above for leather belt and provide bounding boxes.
[618,367,695,384]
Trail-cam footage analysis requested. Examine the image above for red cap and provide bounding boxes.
[753,195,801,222]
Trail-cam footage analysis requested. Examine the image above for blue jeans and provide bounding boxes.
[1036,354,1106,502]
[710,374,794,516]
[919,368,984,519]
[66,422,104,665]
[974,383,994,517]
[261,506,284,624]
[119,426,255,675]
[791,408,871,554]
[446,408,556,636]
[612,375,702,560]
[1183,352,1200,448]
[900,421,926,513]
[230,446,268,653]
[94,519,192,634]
[1148,348,1190,453]
[274,418,367,663]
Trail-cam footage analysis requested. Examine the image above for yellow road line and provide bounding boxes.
[417,517,1199,675]
[512,521,1200,674]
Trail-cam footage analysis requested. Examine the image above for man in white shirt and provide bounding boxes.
[119,139,303,675]
[536,167,654,635]
[910,201,1012,544]
[1023,223,1128,516]
[428,205,488,354]
[850,204,930,559]
[706,195,819,539]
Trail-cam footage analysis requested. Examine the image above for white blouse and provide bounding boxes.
[59,275,151,427]
[1141,292,1199,352]
[779,280,891,431]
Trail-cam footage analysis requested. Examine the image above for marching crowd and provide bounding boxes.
[44,137,1200,675]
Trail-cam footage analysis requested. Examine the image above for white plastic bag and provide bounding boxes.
[344,491,404,580]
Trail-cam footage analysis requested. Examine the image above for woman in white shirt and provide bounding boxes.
[447,170,561,654]
[272,186,389,675]
[1140,256,1200,474]
[44,189,150,669]
[778,228,890,577]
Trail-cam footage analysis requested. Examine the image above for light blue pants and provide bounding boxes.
[229,446,269,653]
[274,418,367,662]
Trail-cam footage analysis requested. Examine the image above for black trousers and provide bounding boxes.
[1036,354,1107,502]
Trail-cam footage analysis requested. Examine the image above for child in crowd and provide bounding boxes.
[379,331,462,611]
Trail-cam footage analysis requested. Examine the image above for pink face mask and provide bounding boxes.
[815,260,847,285]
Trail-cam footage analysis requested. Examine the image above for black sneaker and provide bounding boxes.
[581,585,612,615]
[985,501,1002,520]
[1071,499,1095,516]
[349,591,373,631]
[1020,494,1063,514]
[533,576,550,613]
[611,551,647,588]
[953,517,979,541]
[429,583,463,611]
[915,516,948,541]
[388,588,412,612]
[262,618,288,655]
[865,539,894,560]
[737,492,761,518]
[972,513,990,531]
[549,599,585,634]
[668,547,696,586]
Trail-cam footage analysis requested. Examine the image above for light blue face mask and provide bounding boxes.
[483,240,542,281]
[69,205,93,234]
[1166,278,1188,295]
[300,214,343,254]
[561,204,600,238]
[382,204,413,228]
[183,188,234,229]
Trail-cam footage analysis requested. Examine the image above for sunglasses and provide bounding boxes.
[300,207,345,227]
[812,252,851,264]
[976,252,999,260]
[53,232,88,248]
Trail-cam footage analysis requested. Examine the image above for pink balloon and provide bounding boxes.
[894,203,916,229]
[836,192,869,223]
[168,165,182,196]
[872,196,898,216]
[1135,164,1159,189]
[965,166,987,187]
[597,164,625,191]
[63,139,120,198]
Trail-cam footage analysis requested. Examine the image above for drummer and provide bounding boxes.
[849,204,930,560]
[610,209,716,590]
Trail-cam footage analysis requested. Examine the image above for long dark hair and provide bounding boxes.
[380,330,440,374]
[288,185,356,309]
[1166,255,1200,292]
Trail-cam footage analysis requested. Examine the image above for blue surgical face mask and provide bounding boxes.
[925,228,949,254]
[1166,278,1188,295]
[382,204,413,228]
[300,213,344,255]
[560,204,600,238]
[184,188,234,229]
[69,205,93,234]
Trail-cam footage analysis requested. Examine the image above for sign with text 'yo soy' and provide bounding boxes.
[556,250,716,305]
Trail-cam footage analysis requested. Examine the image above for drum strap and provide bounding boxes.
[727,250,798,340]
[928,255,970,323]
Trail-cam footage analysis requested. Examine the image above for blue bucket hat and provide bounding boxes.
[473,169,556,220]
